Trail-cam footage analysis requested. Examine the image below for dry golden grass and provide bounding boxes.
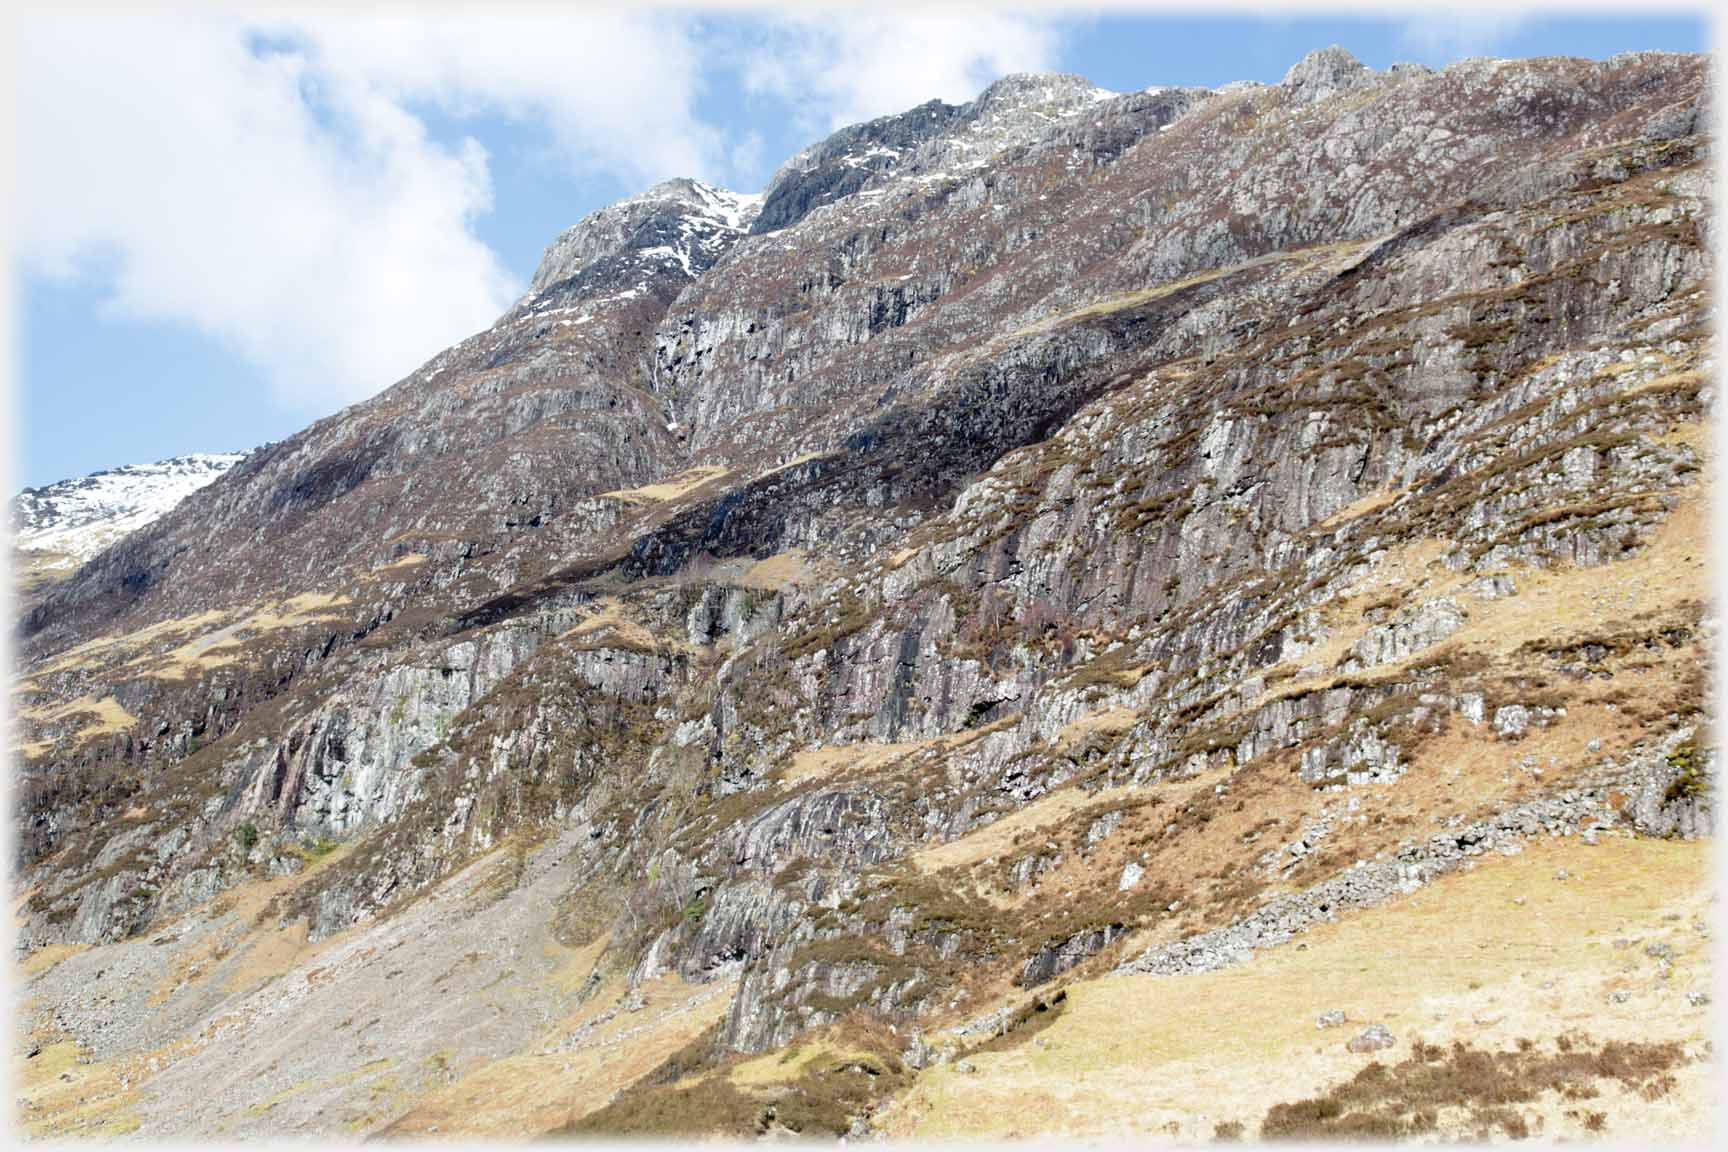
[16,942,89,980]
[1052,707,1139,749]
[560,597,663,651]
[28,609,230,677]
[601,466,730,504]
[755,452,823,481]
[739,549,813,590]
[779,723,1009,789]
[1268,488,1705,703]
[19,595,351,701]
[12,547,77,594]
[541,933,612,997]
[727,1042,835,1088]
[910,780,1145,876]
[15,695,137,756]
[372,552,429,574]
[382,970,738,1138]
[14,1020,214,1139]
[15,1036,144,1138]
[135,593,351,680]
[881,836,1714,1142]
[781,742,932,788]
[1004,239,1376,344]
[146,841,357,1008]
[1621,368,1705,399]
[1311,482,1410,533]
[1469,497,1707,660]
[18,693,133,728]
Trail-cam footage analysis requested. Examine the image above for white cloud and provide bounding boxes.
[270,10,729,191]
[17,8,1067,417]
[1398,13,1530,62]
[17,10,728,415]
[741,11,1063,133]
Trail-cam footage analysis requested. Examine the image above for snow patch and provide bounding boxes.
[13,452,248,566]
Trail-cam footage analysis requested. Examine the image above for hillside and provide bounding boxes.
[10,453,246,600]
[11,47,1715,1141]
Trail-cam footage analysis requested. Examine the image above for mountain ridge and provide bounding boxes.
[11,45,1716,1142]
[11,452,249,594]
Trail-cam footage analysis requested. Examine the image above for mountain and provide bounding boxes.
[12,48,1715,1142]
[10,452,247,588]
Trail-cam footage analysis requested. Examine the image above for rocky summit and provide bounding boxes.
[11,48,1717,1142]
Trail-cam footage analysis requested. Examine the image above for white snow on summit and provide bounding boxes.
[526,178,761,298]
[12,452,247,568]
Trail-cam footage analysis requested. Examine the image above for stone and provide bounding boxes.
[1469,574,1518,600]
[1316,1009,1348,1029]
[1118,862,1145,891]
[1347,1025,1396,1053]
[1087,811,1124,845]
[1021,924,1125,987]
[1349,598,1466,670]
[1494,706,1530,738]
[1281,45,1373,105]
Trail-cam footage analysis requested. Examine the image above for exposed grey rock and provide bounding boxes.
[753,100,964,234]
[1087,810,1124,845]
[1021,924,1124,988]
[1348,597,1467,670]
[530,178,758,294]
[1119,788,1625,979]
[1625,728,1713,838]
[1281,46,1373,105]
[1347,1024,1396,1053]
[1469,574,1518,600]
[1494,705,1530,738]
[9,48,1715,1130]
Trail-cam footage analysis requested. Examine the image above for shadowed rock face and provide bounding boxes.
[751,98,967,234]
[12,46,1717,1138]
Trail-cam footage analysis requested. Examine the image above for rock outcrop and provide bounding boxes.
[11,46,1715,1141]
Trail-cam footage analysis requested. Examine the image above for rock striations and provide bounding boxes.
[10,47,1717,1141]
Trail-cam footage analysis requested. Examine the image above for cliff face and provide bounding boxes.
[12,48,1716,1141]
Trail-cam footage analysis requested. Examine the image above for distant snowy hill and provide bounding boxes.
[12,452,247,570]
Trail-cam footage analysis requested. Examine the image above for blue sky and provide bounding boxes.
[13,8,1711,489]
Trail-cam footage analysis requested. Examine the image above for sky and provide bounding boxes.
[10,5,1713,490]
